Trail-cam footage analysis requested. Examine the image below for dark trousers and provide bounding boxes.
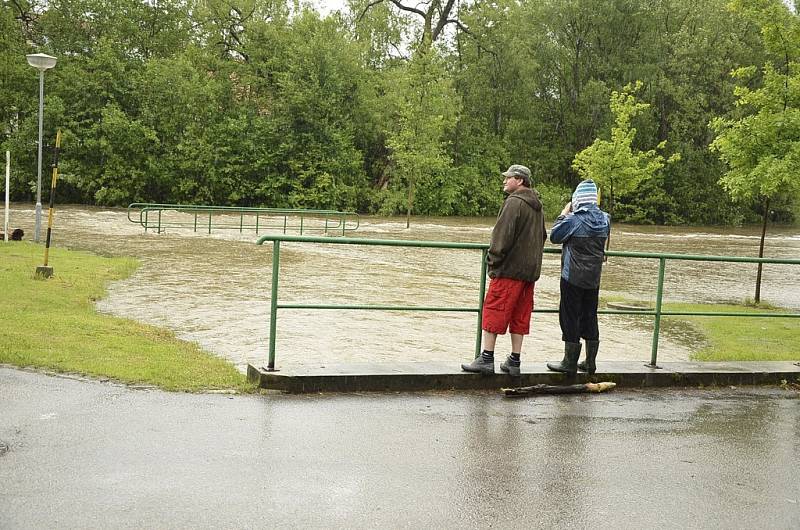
[559,277,599,343]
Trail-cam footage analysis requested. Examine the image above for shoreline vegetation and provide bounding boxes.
[0,242,255,393]
[3,1,799,228]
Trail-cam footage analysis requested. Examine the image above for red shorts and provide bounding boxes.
[481,277,535,335]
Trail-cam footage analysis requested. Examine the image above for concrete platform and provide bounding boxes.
[247,360,800,393]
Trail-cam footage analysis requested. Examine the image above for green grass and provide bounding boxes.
[0,242,255,392]
[664,302,800,362]
[602,297,800,361]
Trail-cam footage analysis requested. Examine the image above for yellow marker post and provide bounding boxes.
[35,130,61,279]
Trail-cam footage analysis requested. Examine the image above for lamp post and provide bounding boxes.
[26,53,57,243]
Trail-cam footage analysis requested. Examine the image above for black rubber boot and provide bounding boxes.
[578,340,599,375]
[547,342,581,375]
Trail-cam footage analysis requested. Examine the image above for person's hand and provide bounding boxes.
[560,202,572,216]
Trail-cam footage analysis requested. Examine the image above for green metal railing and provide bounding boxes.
[127,203,360,235]
[256,234,800,371]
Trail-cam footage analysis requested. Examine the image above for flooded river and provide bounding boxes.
[5,204,800,371]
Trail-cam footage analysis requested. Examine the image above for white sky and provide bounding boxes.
[312,0,348,16]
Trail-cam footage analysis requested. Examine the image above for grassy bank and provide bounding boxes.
[666,303,800,362]
[606,298,799,361]
[0,242,255,392]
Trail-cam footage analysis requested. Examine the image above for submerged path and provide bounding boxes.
[1,367,798,528]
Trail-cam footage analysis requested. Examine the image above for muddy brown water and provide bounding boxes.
[5,204,800,371]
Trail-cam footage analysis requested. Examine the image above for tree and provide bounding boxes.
[249,10,373,210]
[0,3,38,199]
[384,49,457,225]
[353,0,465,50]
[710,0,800,303]
[0,0,776,221]
[638,0,766,224]
[572,82,679,214]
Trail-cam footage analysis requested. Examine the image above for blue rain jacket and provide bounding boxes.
[550,204,611,289]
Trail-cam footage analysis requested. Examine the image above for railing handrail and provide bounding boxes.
[256,234,800,265]
[129,203,357,222]
[127,203,360,235]
[255,234,800,371]
[129,202,349,212]
[257,234,488,249]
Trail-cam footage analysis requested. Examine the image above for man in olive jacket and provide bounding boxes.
[461,164,547,376]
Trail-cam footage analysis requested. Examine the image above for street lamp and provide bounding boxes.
[26,53,57,243]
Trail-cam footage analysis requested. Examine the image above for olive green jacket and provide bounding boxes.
[487,188,547,283]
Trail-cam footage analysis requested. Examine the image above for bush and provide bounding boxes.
[535,182,572,221]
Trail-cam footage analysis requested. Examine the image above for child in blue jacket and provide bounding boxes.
[547,179,610,375]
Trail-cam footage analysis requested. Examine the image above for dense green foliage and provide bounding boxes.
[573,81,680,219]
[712,0,800,213]
[1,0,797,223]
[710,0,800,300]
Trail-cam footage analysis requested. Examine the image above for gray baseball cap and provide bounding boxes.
[502,164,531,181]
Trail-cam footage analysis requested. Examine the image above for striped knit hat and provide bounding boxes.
[572,179,598,209]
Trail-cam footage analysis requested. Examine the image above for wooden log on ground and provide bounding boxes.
[503,382,616,397]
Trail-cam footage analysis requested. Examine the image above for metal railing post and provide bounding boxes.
[650,257,666,367]
[193,212,198,232]
[476,249,488,359]
[268,240,281,371]
[157,210,162,234]
[208,212,212,234]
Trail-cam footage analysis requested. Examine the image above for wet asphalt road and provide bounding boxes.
[1,367,798,529]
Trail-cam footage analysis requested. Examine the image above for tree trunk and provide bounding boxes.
[609,179,615,216]
[755,196,769,304]
[406,180,413,229]
[602,183,612,254]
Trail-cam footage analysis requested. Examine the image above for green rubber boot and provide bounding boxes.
[577,340,599,375]
[546,342,581,375]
